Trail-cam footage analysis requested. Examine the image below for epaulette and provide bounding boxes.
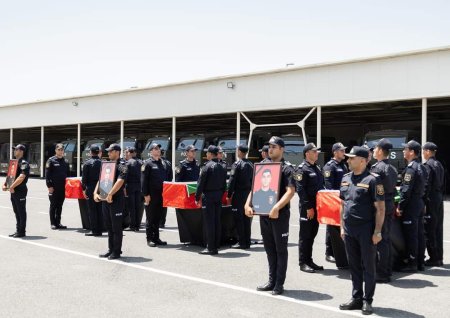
[343,172,351,176]
[284,160,293,166]
[370,172,380,178]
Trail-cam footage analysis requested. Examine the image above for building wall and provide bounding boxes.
[1,47,450,129]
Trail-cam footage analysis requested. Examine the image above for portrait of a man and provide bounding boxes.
[251,163,281,215]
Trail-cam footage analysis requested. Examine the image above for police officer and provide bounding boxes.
[323,142,348,264]
[259,144,269,162]
[141,143,172,247]
[2,144,29,237]
[339,146,385,315]
[227,144,254,249]
[370,139,398,283]
[246,136,295,296]
[294,143,325,273]
[396,140,427,272]
[95,144,127,260]
[422,142,445,267]
[217,146,228,170]
[159,152,173,228]
[124,147,143,232]
[175,145,200,182]
[46,143,70,230]
[195,145,227,255]
[81,144,103,236]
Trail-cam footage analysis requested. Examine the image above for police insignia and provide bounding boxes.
[46,162,50,168]
[119,164,128,174]
[21,163,28,170]
[404,173,411,182]
[141,165,146,172]
[376,184,385,195]
[175,167,181,174]
[324,171,331,178]
[268,196,274,204]
[293,173,302,181]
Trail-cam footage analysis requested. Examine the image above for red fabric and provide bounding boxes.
[316,190,341,226]
[163,182,200,209]
[65,178,85,199]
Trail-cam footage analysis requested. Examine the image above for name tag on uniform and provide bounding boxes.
[152,166,158,169]
[54,163,60,166]
[187,168,192,171]
[341,182,349,186]
[356,183,370,189]
[336,169,343,172]
[309,173,316,177]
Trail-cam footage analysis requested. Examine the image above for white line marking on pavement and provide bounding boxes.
[0,235,363,317]
[0,205,13,209]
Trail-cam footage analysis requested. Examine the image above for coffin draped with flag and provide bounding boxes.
[163,181,228,209]
[316,190,341,226]
[65,177,85,199]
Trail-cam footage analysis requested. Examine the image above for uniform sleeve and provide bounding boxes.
[227,162,238,198]
[45,159,53,187]
[399,166,416,210]
[81,162,89,191]
[65,159,70,177]
[141,163,151,195]
[195,165,207,201]
[19,161,30,178]
[118,162,128,181]
[370,176,385,202]
[167,162,173,181]
[423,164,433,203]
[175,164,184,182]
[294,166,312,208]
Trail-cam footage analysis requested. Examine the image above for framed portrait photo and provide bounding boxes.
[98,161,116,200]
[5,159,18,190]
[251,162,282,215]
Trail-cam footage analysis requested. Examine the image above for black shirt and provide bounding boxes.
[323,158,348,190]
[141,157,172,196]
[7,158,30,193]
[227,158,254,197]
[45,156,70,187]
[399,158,427,211]
[294,160,324,210]
[175,159,200,182]
[370,159,398,202]
[126,157,142,192]
[424,156,445,196]
[81,155,102,195]
[195,158,227,201]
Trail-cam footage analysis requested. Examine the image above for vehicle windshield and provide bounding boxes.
[122,140,136,149]
[284,140,305,153]
[217,139,247,150]
[64,142,76,152]
[177,138,205,150]
[146,139,169,151]
[366,136,407,149]
[84,140,104,150]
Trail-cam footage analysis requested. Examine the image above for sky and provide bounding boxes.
[1,0,449,106]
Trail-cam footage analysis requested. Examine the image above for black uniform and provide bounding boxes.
[141,156,172,243]
[7,158,30,235]
[175,159,200,182]
[126,157,143,230]
[227,158,254,247]
[81,155,103,235]
[159,157,173,228]
[102,158,127,256]
[294,160,324,266]
[323,159,348,259]
[259,159,295,288]
[340,170,384,303]
[399,158,427,269]
[423,156,445,263]
[45,156,70,227]
[195,158,227,252]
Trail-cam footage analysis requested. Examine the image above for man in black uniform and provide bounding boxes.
[2,144,30,238]
[227,144,254,249]
[323,142,348,264]
[175,145,200,182]
[246,136,295,296]
[141,143,172,247]
[396,140,427,272]
[370,139,398,283]
[195,145,227,255]
[125,147,143,231]
[422,142,445,267]
[95,144,127,260]
[259,144,269,162]
[217,146,228,170]
[294,143,325,273]
[46,143,70,230]
[159,153,173,228]
[339,146,385,315]
[81,144,103,236]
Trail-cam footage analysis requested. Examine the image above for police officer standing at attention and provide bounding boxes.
[259,145,269,162]
[339,146,385,315]
[294,143,325,273]
[227,144,254,249]
[323,142,348,264]
[125,147,143,232]
[217,146,228,170]
[2,144,30,238]
[94,144,127,260]
[46,143,70,230]
[370,139,398,283]
[175,145,200,182]
[245,136,295,296]
[141,143,171,247]
[82,144,103,236]
[195,145,227,255]
[396,140,427,272]
[422,142,445,267]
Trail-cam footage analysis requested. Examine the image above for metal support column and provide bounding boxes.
[77,124,81,177]
[172,117,176,181]
[236,112,241,158]
[120,120,124,157]
[421,98,427,145]
[9,128,13,159]
[317,106,322,148]
[40,127,44,178]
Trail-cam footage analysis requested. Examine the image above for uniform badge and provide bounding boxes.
[46,162,50,168]
[293,173,302,181]
[376,184,385,195]
[119,164,128,174]
[324,171,331,178]
[268,196,274,204]
[175,166,181,174]
[404,173,411,182]
[21,163,28,170]
[141,165,146,172]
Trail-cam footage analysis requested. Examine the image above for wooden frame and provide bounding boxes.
[98,161,116,200]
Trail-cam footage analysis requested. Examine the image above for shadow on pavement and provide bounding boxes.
[22,236,47,240]
[120,256,152,263]
[374,307,426,318]
[283,289,333,301]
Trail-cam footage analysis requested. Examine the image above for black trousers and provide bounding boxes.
[402,200,425,265]
[87,193,103,234]
[11,191,27,234]
[425,192,444,261]
[260,209,290,287]
[299,207,319,265]
[102,195,124,255]
[344,223,377,303]
[160,207,168,227]
[232,190,252,247]
[376,200,394,279]
[127,190,143,229]
[202,191,222,251]
[325,225,334,256]
[145,192,164,242]
[437,201,444,261]
[48,187,65,226]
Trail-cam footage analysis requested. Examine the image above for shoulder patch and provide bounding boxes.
[370,172,380,178]
[175,166,181,174]
[341,181,350,186]
[45,161,50,168]
[293,172,302,181]
[21,163,28,170]
[404,173,411,182]
[119,164,128,174]
[377,184,385,195]
[408,162,414,167]
[324,171,331,178]
[284,160,292,166]
[141,164,146,172]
